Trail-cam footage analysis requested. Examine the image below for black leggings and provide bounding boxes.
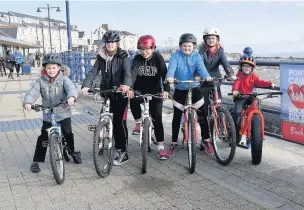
[33,118,75,162]
[130,97,164,143]
[172,88,210,143]
[16,64,21,74]
[109,93,129,151]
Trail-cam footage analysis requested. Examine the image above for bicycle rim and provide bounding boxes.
[49,135,65,184]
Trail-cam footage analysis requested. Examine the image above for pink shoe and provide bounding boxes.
[166,144,179,158]
[132,123,140,135]
[202,140,214,156]
[157,149,167,160]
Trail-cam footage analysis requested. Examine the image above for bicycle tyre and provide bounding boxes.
[93,117,114,178]
[49,134,65,185]
[212,107,236,166]
[251,114,263,165]
[187,112,196,174]
[142,117,150,174]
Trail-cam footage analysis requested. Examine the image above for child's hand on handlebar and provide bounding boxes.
[127,90,134,98]
[206,76,213,82]
[232,90,239,97]
[117,85,130,93]
[167,77,174,84]
[161,91,169,99]
[271,83,276,89]
[68,97,75,106]
[231,75,238,81]
[82,87,90,96]
[24,104,31,111]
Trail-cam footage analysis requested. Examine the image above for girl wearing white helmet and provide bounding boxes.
[197,27,236,152]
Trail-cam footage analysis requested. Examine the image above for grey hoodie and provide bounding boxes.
[23,72,78,122]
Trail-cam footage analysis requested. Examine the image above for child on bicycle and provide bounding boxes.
[23,54,82,173]
[127,35,170,160]
[232,54,276,143]
[167,33,213,157]
[81,30,132,166]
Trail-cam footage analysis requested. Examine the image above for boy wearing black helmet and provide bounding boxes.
[23,53,82,173]
[81,30,132,166]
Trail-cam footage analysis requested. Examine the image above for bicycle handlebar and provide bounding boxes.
[31,102,71,112]
[132,90,163,98]
[228,91,283,97]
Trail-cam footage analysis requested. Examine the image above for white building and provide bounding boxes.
[91,24,138,52]
[0,11,89,53]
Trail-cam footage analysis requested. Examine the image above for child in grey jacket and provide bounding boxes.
[23,54,82,173]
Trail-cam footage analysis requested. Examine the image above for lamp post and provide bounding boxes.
[36,4,61,54]
[65,0,73,74]
[0,12,14,25]
[38,21,46,54]
[54,23,62,52]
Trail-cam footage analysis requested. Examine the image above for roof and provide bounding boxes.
[121,31,135,36]
[0,29,10,37]
[93,40,103,46]
[0,27,17,38]
[0,35,42,48]
[0,11,65,24]
[101,24,108,31]
[79,31,84,38]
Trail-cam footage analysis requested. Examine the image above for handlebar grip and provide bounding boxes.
[228,93,233,96]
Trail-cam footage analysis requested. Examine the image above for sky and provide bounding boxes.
[1,0,304,56]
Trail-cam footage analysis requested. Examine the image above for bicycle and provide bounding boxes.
[132,90,162,174]
[88,87,125,178]
[199,77,236,166]
[173,79,206,174]
[228,90,282,165]
[31,104,72,185]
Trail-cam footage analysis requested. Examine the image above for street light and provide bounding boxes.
[36,4,60,54]
[54,23,62,52]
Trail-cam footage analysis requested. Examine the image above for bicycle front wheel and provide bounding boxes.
[49,134,65,185]
[187,112,196,174]
[142,118,150,174]
[93,116,114,178]
[212,107,236,166]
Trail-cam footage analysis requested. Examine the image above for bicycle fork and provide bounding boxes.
[139,101,152,148]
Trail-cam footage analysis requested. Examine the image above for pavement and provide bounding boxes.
[0,68,303,210]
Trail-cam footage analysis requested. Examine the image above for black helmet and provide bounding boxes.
[42,53,61,67]
[179,33,197,45]
[102,30,121,42]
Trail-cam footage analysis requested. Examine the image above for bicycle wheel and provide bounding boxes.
[49,134,65,185]
[142,117,150,174]
[187,112,196,174]
[93,116,114,178]
[211,107,236,166]
[251,114,263,165]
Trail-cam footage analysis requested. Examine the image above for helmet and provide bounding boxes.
[203,27,220,41]
[42,53,61,67]
[239,54,256,67]
[137,35,156,49]
[243,47,253,56]
[179,33,197,45]
[102,30,121,42]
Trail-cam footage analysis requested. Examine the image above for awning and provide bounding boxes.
[0,35,42,48]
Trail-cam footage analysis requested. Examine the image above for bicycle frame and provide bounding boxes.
[139,95,153,147]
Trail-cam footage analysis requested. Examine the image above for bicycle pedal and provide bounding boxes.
[88,124,97,131]
[42,141,49,147]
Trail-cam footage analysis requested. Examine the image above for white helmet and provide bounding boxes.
[203,27,220,41]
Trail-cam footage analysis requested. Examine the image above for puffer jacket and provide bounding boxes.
[23,71,78,123]
[82,47,132,90]
[5,54,15,69]
[198,44,234,78]
[13,51,23,64]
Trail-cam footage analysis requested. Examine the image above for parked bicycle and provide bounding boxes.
[88,87,125,178]
[31,104,72,185]
[199,77,236,166]
[228,90,282,165]
[132,90,162,174]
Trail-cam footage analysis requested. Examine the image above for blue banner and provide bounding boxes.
[280,63,304,124]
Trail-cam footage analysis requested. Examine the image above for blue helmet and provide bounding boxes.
[243,47,253,56]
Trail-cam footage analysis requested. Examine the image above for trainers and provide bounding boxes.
[113,151,129,166]
[71,151,82,164]
[132,123,140,135]
[202,140,214,156]
[157,149,167,160]
[30,162,41,173]
[166,144,179,158]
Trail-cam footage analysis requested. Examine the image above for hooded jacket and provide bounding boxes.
[131,52,169,94]
[23,71,78,122]
[82,47,132,90]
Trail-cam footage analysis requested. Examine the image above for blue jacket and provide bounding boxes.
[167,50,209,90]
[13,51,23,64]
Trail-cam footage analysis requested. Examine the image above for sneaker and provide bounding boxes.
[132,123,140,135]
[113,151,129,166]
[71,151,82,164]
[30,162,41,173]
[166,144,179,158]
[201,140,214,156]
[157,149,167,160]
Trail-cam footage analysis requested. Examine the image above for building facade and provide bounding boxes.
[0,11,88,53]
